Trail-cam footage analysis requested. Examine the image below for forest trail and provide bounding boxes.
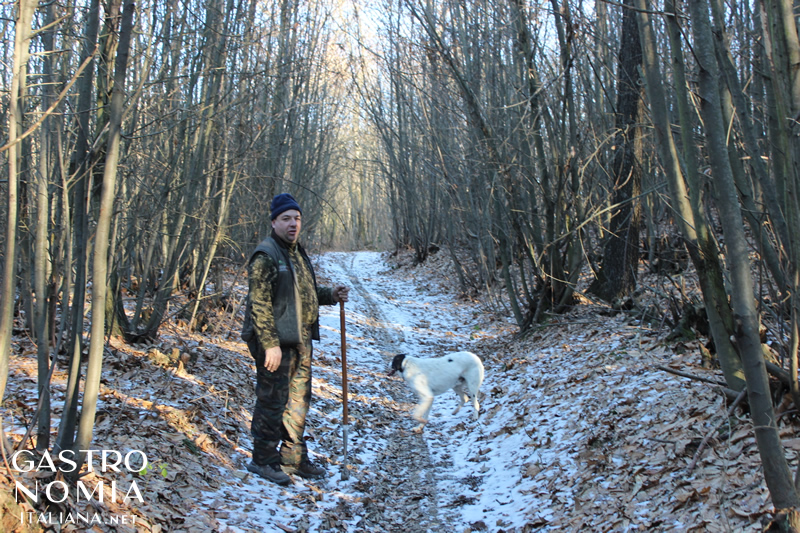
[215,251,483,532]
[319,252,447,531]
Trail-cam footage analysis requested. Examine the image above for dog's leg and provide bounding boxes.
[413,394,434,433]
[452,380,468,415]
[471,392,480,419]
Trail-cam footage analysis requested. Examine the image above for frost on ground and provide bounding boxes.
[1,250,789,532]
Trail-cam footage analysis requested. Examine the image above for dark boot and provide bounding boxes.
[246,462,291,486]
[249,440,289,485]
[281,459,327,479]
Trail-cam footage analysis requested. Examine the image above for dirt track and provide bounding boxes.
[307,252,463,531]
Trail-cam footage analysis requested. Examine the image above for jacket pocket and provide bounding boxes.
[241,297,254,341]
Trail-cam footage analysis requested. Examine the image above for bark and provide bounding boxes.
[775,0,800,114]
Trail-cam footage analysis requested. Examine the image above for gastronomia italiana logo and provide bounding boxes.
[11,448,151,527]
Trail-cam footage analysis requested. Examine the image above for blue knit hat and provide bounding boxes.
[270,193,302,220]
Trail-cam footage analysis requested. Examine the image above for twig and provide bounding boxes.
[687,388,747,473]
[655,364,727,387]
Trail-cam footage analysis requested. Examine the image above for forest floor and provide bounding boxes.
[1,249,795,532]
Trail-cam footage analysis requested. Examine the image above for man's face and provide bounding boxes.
[272,209,302,243]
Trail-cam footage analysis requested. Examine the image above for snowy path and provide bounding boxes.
[315,252,473,531]
[215,251,495,532]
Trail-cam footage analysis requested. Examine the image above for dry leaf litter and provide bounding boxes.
[1,250,793,532]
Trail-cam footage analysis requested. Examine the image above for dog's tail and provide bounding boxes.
[466,353,485,390]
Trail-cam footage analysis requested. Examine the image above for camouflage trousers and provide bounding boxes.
[248,337,313,466]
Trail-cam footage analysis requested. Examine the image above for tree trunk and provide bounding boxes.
[589,0,643,302]
[57,0,101,453]
[72,0,135,468]
[688,0,800,510]
[34,0,58,450]
[760,0,800,419]
[0,0,36,407]
[637,0,746,392]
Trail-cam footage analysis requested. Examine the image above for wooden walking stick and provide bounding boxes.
[339,300,350,479]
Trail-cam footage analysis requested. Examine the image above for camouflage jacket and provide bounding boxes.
[242,233,335,349]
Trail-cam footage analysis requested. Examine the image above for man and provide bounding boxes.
[242,193,349,485]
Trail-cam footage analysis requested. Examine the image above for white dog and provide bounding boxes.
[388,351,484,432]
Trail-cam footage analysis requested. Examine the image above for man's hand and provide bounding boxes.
[332,285,350,303]
[263,346,282,372]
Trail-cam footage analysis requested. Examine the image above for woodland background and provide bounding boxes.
[3,0,800,526]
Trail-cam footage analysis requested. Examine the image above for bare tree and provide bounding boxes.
[0,0,36,409]
[588,0,643,303]
[72,0,136,469]
[689,0,798,510]
[637,0,798,512]
[57,0,102,452]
